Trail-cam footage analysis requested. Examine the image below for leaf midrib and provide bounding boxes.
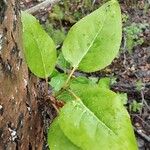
[59,101,117,150]
[75,9,107,68]
[78,101,117,135]
[29,26,47,77]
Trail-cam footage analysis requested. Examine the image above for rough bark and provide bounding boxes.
[0,0,44,149]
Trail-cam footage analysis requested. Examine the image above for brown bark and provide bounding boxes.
[0,0,44,149]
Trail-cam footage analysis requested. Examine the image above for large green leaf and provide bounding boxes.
[62,0,122,72]
[48,118,81,150]
[49,82,138,150]
[22,12,57,78]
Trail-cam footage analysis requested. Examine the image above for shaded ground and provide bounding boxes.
[21,0,150,149]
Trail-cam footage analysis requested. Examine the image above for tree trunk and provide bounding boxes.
[0,0,45,149]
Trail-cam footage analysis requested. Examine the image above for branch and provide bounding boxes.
[25,0,60,14]
[141,89,150,112]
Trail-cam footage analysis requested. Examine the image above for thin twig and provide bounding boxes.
[48,95,64,113]
[92,0,96,6]
[51,103,59,113]
[25,0,60,14]
[54,67,76,97]
[134,127,150,142]
[141,89,150,111]
[131,114,150,128]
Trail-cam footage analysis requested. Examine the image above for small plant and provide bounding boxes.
[122,13,129,23]
[22,0,138,149]
[130,100,143,113]
[136,80,144,91]
[123,22,149,53]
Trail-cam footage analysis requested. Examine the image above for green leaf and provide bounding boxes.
[57,52,70,71]
[49,74,68,92]
[98,77,111,89]
[49,82,138,150]
[56,90,75,102]
[50,69,59,78]
[88,77,99,83]
[130,100,143,113]
[62,0,122,72]
[48,118,81,150]
[56,76,96,102]
[21,12,57,78]
[117,93,128,105]
[72,76,94,85]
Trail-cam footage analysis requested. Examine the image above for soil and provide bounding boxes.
[21,0,150,149]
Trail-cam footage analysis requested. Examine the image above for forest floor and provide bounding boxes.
[21,0,150,149]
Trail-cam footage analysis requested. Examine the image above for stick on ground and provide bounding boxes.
[25,0,60,14]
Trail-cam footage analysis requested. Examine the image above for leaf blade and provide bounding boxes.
[48,118,81,150]
[50,80,138,150]
[22,12,57,78]
[58,100,120,150]
[62,0,122,72]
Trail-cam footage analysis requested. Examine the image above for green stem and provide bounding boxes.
[54,67,76,97]
[64,67,76,88]
[67,89,80,101]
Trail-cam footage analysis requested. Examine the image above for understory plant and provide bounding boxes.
[123,22,149,53]
[21,0,138,149]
